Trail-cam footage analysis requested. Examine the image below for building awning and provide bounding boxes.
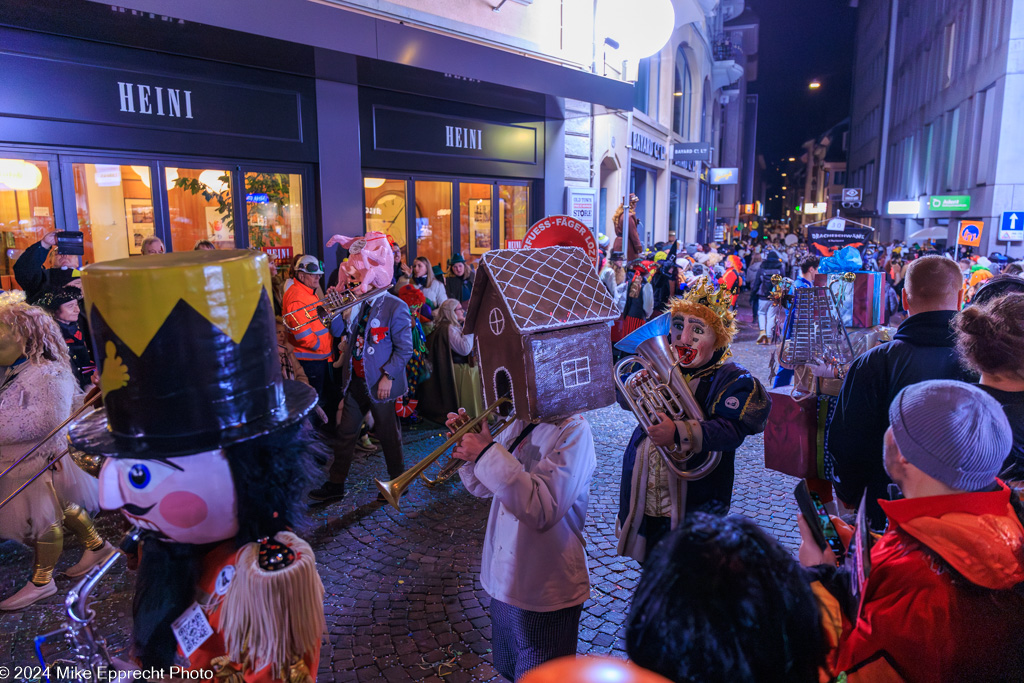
[83,0,634,111]
[712,60,744,90]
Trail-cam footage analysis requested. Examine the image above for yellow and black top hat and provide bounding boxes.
[69,250,317,457]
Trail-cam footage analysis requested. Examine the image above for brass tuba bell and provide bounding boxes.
[614,335,721,481]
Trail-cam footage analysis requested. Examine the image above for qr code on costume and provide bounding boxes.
[172,605,214,656]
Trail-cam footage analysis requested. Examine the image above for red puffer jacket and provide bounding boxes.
[819,481,1024,682]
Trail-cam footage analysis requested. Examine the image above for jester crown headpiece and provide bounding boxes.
[670,276,737,349]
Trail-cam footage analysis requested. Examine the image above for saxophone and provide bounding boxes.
[35,527,141,678]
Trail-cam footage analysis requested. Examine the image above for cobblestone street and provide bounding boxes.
[0,306,803,681]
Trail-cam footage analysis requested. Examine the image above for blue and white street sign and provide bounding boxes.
[1000,211,1024,242]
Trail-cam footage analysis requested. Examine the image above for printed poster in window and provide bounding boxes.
[205,206,234,247]
[124,198,155,255]
[469,199,492,255]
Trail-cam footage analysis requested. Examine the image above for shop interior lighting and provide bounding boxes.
[199,169,229,194]
[0,159,43,191]
[131,165,151,189]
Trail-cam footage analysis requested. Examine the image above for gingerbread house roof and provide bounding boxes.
[465,246,618,335]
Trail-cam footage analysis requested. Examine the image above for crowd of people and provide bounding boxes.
[1,221,1023,683]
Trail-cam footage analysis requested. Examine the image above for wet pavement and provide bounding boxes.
[0,300,803,681]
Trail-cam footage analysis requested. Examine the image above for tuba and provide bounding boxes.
[614,335,721,481]
[34,527,141,677]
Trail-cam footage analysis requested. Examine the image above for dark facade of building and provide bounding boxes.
[0,0,631,285]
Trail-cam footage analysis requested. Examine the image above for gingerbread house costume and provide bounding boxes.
[463,246,618,422]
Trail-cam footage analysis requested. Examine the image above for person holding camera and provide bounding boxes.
[801,380,1024,682]
[12,231,81,302]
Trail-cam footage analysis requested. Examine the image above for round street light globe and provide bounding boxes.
[598,0,675,62]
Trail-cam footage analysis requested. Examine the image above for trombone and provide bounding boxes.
[0,389,101,511]
[375,397,515,510]
[282,285,389,332]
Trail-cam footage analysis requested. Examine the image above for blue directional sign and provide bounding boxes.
[1000,211,1024,242]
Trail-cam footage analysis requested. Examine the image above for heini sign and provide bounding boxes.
[445,126,483,151]
[118,82,193,119]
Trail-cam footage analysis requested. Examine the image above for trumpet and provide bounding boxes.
[375,398,516,510]
[0,390,102,511]
[35,527,141,676]
[614,335,721,481]
[282,284,389,332]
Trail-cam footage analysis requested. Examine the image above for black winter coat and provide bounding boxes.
[751,254,784,298]
[826,310,975,528]
[13,242,77,302]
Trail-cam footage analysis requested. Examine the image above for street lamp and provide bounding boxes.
[809,79,822,90]
[598,0,676,241]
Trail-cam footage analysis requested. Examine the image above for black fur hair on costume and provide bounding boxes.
[626,513,827,683]
[132,422,324,669]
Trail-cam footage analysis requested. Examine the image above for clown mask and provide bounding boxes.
[670,314,716,368]
[98,450,238,544]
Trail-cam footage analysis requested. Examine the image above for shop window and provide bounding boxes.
[365,178,409,263]
[670,176,688,243]
[673,47,693,138]
[73,162,154,263]
[413,180,452,276]
[498,184,530,250]
[459,182,491,267]
[245,172,304,267]
[167,167,234,251]
[0,159,55,283]
[634,57,651,115]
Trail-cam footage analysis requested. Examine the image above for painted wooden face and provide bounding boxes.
[98,450,239,544]
[670,314,716,368]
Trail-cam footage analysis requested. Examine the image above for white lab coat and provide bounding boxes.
[459,416,595,612]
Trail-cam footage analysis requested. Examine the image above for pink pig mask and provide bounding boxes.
[325,231,394,294]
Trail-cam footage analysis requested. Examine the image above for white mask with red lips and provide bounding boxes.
[98,450,239,544]
[670,314,717,369]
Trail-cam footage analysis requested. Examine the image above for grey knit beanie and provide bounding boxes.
[889,380,1012,491]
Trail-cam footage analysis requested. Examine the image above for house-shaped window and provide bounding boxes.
[561,357,592,388]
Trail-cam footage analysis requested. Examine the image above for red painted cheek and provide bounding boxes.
[158,491,209,529]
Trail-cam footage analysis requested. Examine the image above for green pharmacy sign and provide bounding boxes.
[929,195,970,211]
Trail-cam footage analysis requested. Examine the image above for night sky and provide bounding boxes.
[748,0,858,166]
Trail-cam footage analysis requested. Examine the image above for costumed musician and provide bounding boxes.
[616,277,771,563]
[309,231,413,504]
[67,250,325,680]
[445,246,619,681]
[0,294,113,611]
